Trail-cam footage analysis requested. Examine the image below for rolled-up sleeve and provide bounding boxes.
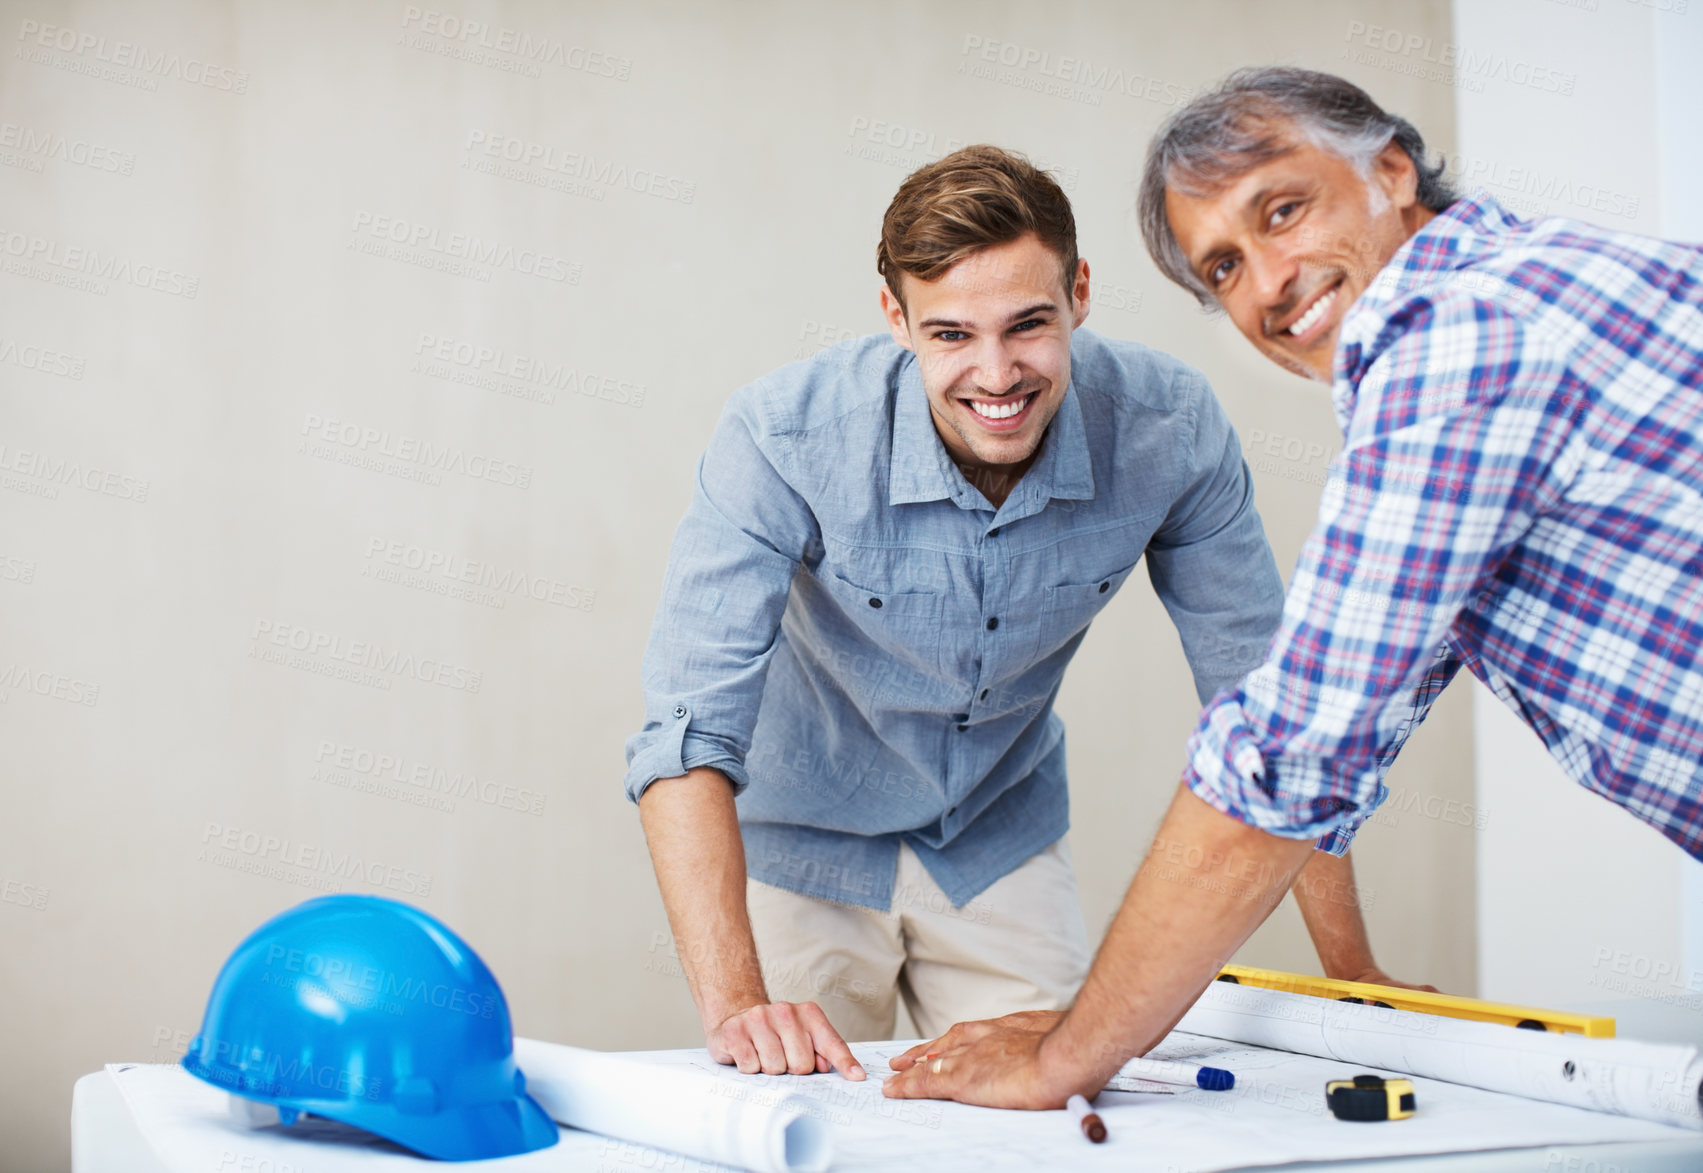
[623,386,819,803]
[1183,293,1570,847]
[1144,379,1286,704]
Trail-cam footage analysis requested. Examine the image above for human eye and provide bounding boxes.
[1208,256,1237,287]
[1269,200,1301,229]
[934,330,968,343]
[1010,318,1046,333]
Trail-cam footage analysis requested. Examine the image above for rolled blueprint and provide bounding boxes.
[1174,979,1703,1129]
[514,1037,833,1173]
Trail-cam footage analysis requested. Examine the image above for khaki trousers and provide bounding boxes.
[746,838,1092,1042]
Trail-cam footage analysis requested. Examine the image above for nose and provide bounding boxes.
[1244,245,1299,327]
[1246,243,1294,308]
[970,333,1023,394]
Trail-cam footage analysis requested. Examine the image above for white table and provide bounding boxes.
[72,998,1703,1172]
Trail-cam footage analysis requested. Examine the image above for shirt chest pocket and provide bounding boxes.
[811,566,944,682]
[1035,559,1142,660]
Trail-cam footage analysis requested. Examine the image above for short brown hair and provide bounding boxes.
[877,144,1078,312]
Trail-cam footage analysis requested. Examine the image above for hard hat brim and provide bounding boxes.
[347,1090,560,1161]
[203,1078,561,1161]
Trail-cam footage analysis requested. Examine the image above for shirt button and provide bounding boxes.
[980,689,989,700]
[947,806,959,816]
[868,597,882,608]
[986,617,999,630]
[1099,582,1109,593]
[988,527,1000,537]
[672,705,687,719]
[956,724,968,732]
[951,713,968,722]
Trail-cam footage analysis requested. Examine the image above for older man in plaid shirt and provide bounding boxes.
[882,67,1703,1109]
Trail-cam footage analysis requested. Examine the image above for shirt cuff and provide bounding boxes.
[1314,827,1355,856]
[622,703,750,803]
[1182,689,1372,842]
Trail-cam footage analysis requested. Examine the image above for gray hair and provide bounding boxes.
[1138,67,1457,308]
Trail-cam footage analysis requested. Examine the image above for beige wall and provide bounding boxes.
[0,2,1468,1168]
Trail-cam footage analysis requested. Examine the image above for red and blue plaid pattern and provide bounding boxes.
[1184,195,1703,861]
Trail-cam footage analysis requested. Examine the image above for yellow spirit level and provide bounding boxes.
[1216,964,1615,1037]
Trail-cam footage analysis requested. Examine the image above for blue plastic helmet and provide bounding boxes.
[182,894,558,1160]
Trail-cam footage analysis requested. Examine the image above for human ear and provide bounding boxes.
[879,282,914,351]
[1070,258,1091,328]
[1373,141,1420,211]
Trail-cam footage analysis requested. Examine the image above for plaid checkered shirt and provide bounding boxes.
[1184,194,1703,861]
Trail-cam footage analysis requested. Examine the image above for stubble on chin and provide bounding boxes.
[1260,342,1329,384]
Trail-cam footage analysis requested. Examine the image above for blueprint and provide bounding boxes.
[622,1033,1698,1171]
[1175,979,1703,1129]
[111,1028,1701,1173]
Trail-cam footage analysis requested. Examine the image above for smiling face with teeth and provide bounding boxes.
[880,232,1091,499]
[1163,135,1435,382]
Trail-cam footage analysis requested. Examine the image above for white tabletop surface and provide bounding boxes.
[72,998,1703,1173]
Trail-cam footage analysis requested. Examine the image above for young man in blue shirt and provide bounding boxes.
[628,145,1420,1081]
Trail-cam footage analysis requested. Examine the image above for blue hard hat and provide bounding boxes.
[182,894,558,1160]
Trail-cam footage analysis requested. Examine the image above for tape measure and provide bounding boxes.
[1326,1074,1416,1121]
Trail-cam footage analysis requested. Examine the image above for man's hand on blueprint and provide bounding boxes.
[881,1012,1080,1108]
[888,1009,1063,1075]
[710,1000,867,1079]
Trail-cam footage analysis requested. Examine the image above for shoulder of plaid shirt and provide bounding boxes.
[1184,193,1703,862]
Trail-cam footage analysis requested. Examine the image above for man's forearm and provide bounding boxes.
[637,767,768,1031]
[1039,783,1315,1090]
[1292,848,1381,979]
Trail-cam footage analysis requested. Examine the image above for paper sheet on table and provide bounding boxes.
[1177,979,1703,1128]
[514,1037,830,1172]
[109,1033,1701,1173]
[605,1037,1699,1170]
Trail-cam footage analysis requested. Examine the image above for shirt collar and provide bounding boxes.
[888,355,960,506]
[996,378,1095,523]
[1330,194,1518,424]
[887,350,1096,515]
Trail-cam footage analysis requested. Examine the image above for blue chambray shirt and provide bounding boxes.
[624,327,1285,910]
